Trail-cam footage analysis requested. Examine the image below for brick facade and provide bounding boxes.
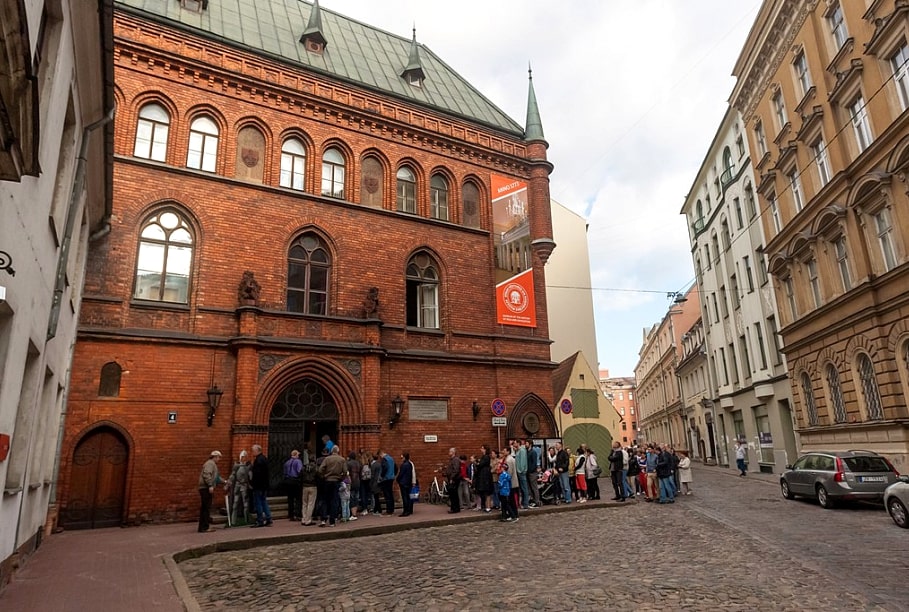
[58,6,557,526]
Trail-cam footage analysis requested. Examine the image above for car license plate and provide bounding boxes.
[860,476,885,482]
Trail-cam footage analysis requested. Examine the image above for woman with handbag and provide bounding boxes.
[395,452,416,517]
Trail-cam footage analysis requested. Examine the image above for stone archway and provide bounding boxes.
[64,426,129,529]
[507,393,558,440]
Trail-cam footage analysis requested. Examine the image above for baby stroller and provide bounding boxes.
[538,469,561,506]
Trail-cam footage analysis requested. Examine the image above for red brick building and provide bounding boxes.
[59,0,558,527]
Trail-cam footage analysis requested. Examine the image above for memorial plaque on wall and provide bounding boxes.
[408,399,448,420]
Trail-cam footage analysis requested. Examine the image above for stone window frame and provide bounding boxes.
[823,362,847,424]
[799,371,819,426]
[405,250,441,330]
[853,352,884,421]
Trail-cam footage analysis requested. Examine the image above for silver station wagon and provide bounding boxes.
[780,450,899,509]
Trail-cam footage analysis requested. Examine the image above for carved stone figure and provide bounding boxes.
[238,271,261,305]
[363,287,379,317]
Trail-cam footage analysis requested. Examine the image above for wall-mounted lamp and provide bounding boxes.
[206,384,223,427]
[389,395,404,428]
[471,401,480,420]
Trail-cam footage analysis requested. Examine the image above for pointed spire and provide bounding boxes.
[401,25,426,86]
[524,63,545,142]
[300,0,327,49]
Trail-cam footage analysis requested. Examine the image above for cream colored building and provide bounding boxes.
[0,0,113,586]
[545,200,598,365]
[731,0,909,470]
[553,352,622,458]
[681,106,797,473]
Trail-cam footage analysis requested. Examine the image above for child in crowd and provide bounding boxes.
[497,464,517,522]
[340,477,351,522]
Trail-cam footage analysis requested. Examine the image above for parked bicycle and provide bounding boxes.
[428,468,450,504]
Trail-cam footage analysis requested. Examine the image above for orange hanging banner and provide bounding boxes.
[496,268,537,328]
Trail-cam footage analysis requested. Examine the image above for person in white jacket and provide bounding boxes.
[677,450,693,495]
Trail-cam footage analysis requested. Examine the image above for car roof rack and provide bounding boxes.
[845,449,878,455]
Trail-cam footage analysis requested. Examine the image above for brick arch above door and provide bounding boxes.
[506,393,557,440]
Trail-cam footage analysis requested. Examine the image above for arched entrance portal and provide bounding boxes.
[64,427,129,529]
[267,378,338,490]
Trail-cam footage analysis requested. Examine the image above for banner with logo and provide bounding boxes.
[496,268,537,327]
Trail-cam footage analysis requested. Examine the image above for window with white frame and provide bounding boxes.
[287,233,330,315]
[828,3,848,50]
[800,372,818,426]
[745,183,756,218]
[874,207,897,271]
[835,236,851,291]
[755,121,767,156]
[772,91,788,131]
[794,51,812,97]
[406,252,440,329]
[321,147,345,198]
[134,103,169,161]
[825,364,847,423]
[430,174,449,220]
[788,169,804,212]
[279,138,306,191]
[186,116,218,172]
[769,191,782,234]
[133,209,193,303]
[807,257,821,308]
[743,255,754,292]
[812,138,831,186]
[396,166,417,213]
[891,43,909,110]
[849,96,872,152]
[857,353,883,420]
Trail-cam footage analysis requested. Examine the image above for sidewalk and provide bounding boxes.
[0,493,625,611]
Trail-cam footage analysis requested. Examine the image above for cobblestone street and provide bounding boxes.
[179,466,908,611]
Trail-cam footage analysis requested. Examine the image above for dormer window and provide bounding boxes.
[401,28,426,88]
[304,39,325,55]
[406,72,423,88]
[180,0,208,13]
[300,0,327,55]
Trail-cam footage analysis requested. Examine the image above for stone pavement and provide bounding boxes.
[3,464,905,611]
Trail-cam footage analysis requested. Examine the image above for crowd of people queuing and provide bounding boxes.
[200,434,695,531]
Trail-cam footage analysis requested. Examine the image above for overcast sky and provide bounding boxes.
[337,0,761,376]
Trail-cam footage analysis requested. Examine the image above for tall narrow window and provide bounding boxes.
[406,252,439,329]
[800,373,818,426]
[133,209,194,303]
[743,256,754,292]
[462,181,480,228]
[788,169,804,212]
[828,3,848,49]
[754,323,768,369]
[825,364,847,423]
[134,103,169,161]
[321,148,345,198]
[280,138,307,191]
[186,116,219,172]
[734,198,744,229]
[722,147,735,184]
[812,139,831,186]
[98,362,122,397]
[769,191,782,234]
[744,183,756,219]
[874,208,897,271]
[849,96,872,152]
[891,43,909,110]
[287,233,330,315]
[857,353,883,420]
[835,236,851,291]
[794,51,812,97]
[807,258,821,308]
[768,315,782,365]
[757,250,768,285]
[772,91,787,131]
[430,174,449,220]
[784,277,797,319]
[396,166,417,213]
[755,121,767,156]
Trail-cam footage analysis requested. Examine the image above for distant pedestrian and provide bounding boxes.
[585,447,601,501]
[445,447,462,514]
[318,446,348,527]
[197,450,223,532]
[525,440,541,507]
[249,444,273,527]
[735,440,748,476]
[475,445,494,512]
[395,452,416,517]
[574,446,588,503]
[678,450,693,495]
[608,441,626,502]
[555,443,571,504]
[380,449,396,515]
[656,444,675,504]
[227,450,251,526]
[346,451,361,520]
[299,457,319,525]
[283,450,303,521]
[497,463,518,522]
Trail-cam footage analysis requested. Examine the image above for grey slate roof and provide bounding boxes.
[116,0,525,136]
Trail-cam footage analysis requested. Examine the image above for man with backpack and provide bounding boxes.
[608,441,626,502]
[299,456,319,525]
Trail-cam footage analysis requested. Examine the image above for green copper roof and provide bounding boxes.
[524,66,545,142]
[116,0,524,136]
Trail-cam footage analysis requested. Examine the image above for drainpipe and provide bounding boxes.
[46,104,115,341]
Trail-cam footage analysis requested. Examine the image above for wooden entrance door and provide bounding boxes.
[65,428,128,529]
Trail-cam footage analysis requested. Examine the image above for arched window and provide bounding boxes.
[134,103,169,161]
[397,166,416,213]
[696,200,703,221]
[287,233,330,315]
[406,252,439,329]
[430,174,449,220]
[462,181,480,228]
[857,353,883,420]
[280,138,307,191]
[825,364,847,423]
[186,116,218,172]
[321,148,345,198]
[360,155,384,207]
[800,372,818,426]
[721,146,735,182]
[133,209,194,303]
[98,362,122,397]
